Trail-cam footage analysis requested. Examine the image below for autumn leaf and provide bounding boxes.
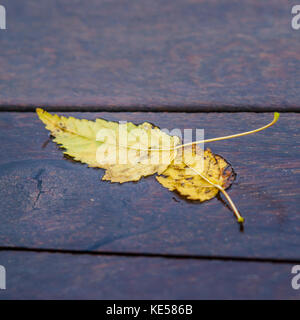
[37,108,279,224]
[36,108,181,183]
[156,146,244,222]
[157,147,234,202]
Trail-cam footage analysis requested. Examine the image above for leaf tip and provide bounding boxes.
[238,216,244,224]
[36,107,45,117]
[274,112,280,122]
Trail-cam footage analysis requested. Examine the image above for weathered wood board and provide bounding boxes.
[0,112,299,261]
[0,251,298,299]
[0,0,299,111]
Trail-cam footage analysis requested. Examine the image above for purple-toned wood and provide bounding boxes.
[0,251,298,299]
[0,112,299,260]
[0,0,299,111]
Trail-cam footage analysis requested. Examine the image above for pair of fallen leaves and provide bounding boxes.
[37,108,279,224]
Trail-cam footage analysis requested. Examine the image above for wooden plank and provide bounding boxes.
[0,112,299,260]
[0,0,299,111]
[0,251,299,299]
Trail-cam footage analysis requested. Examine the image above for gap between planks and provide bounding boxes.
[0,247,299,265]
[0,107,300,113]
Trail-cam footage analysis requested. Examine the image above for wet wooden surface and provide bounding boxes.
[0,0,299,111]
[0,112,299,263]
[1,0,300,300]
[0,250,298,299]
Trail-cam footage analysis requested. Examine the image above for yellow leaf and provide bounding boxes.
[37,110,279,224]
[36,108,181,183]
[156,147,235,202]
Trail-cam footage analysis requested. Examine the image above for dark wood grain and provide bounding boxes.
[0,251,299,299]
[0,112,299,260]
[0,0,299,111]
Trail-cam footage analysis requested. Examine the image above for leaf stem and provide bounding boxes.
[175,112,279,150]
[186,164,244,224]
[218,188,244,223]
[127,112,279,151]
